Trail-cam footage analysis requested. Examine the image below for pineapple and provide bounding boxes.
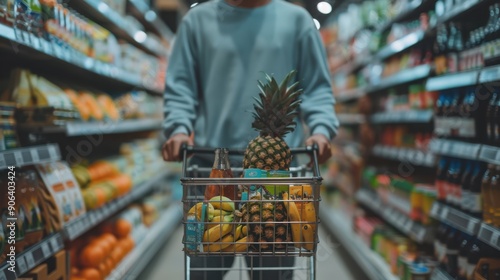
[238,70,303,251]
[243,70,303,171]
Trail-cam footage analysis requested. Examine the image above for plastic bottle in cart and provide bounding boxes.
[482,164,495,224]
[204,148,237,201]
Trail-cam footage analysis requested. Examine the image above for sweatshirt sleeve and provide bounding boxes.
[296,23,339,140]
[163,18,199,139]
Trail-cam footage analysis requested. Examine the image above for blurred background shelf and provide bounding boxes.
[338,114,366,125]
[431,202,482,236]
[0,144,60,170]
[478,223,500,251]
[426,70,480,91]
[371,110,433,124]
[372,145,436,167]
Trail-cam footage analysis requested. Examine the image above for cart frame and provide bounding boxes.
[180,145,323,280]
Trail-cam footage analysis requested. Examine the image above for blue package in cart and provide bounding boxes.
[185,203,207,252]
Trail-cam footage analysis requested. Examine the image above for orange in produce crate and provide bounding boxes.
[114,219,132,238]
[79,268,102,280]
[79,244,105,268]
[65,89,91,121]
[79,92,104,121]
[96,94,120,121]
[101,233,118,248]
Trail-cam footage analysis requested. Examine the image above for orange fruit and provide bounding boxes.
[105,257,115,271]
[114,219,132,238]
[79,245,105,268]
[110,246,124,264]
[93,187,108,207]
[101,233,118,247]
[91,238,111,256]
[98,262,109,278]
[122,236,135,252]
[79,268,102,280]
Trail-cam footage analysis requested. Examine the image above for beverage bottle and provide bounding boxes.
[466,242,481,280]
[457,233,472,280]
[205,148,237,201]
[435,224,447,261]
[439,225,452,269]
[492,165,500,227]
[469,162,486,219]
[444,160,455,205]
[483,164,497,224]
[435,93,445,137]
[445,229,461,277]
[460,160,473,212]
[486,90,498,145]
[436,158,450,202]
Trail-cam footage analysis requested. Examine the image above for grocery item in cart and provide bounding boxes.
[205,148,237,201]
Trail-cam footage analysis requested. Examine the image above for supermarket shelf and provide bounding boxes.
[0,24,163,94]
[426,70,480,91]
[333,55,372,76]
[478,223,500,251]
[376,0,425,32]
[335,87,367,103]
[128,0,175,41]
[430,267,455,280]
[320,204,399,280]
[479,64,500,84]
[372,145,436,167]
[67,0,163,56]
[437,0,482,25]
[371,109,433,124]
[0,144,60,170]
[0,233,64,280]
[356,189,435,243]
[368,64,433,93]
[64,171,169,241]
[429,139,482,160]
[107,202,182,280]
[19,119,162,136]
[337,114,366,125]
[376,30,427,61]
[430,202,481,236]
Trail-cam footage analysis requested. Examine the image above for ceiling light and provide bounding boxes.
[145,10,157,22]
[134,31,147,43]
[190,2,199,8]
[317,1,332,14]
[313,18,321,30]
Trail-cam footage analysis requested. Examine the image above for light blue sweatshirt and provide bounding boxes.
[163,0,339,150]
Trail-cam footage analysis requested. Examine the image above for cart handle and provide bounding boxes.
[180,144,320,177]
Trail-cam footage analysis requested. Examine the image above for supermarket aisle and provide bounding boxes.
[142,224,366,280]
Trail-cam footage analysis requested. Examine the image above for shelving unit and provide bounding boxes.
[64,170,169,240]
[429,139,482,160]
[0,233,64,280]
[337,114,366,125]
[426,70,480,91]
[372,145,436,167]
[479,64,500,84]
[0,25,163,94]
[356,189,435,243]
[376,30,427,61]
[430,202,482,236]
[478,223,500,251]
[436,0,483,25]
[371,110,433,124]
[375,0,425,33]
[106,203,182,280]
[335,87,367,103]
[320,204,399,280]
[369,64,433,93]
[0,144,60,169]
[19,119,162,137]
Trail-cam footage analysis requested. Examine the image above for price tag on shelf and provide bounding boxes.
[40,40,51,55]
[50,237,60,252]
[24,253,35,269]
[431,203,440,217]
[53,44,63,59]
[491,232,500,248]
[404,219,413,232]
[17,256,27,274]
[29,35,40,50]
[41,242,50,257]
[467,221,476,234]
[441,206,449,219]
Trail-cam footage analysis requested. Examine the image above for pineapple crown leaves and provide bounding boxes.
[251,70,304,138]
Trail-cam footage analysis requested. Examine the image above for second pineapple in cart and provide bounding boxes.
[162,1,339,279]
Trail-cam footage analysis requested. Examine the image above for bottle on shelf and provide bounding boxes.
[457,233,473,280]
[482,164,495,224]
[492,165,500,227]
[435,224,447,263]
[494,94,500,146]
[486,89,498,145]
[436,157,450,203]
[468,162,486,219]
[460,160,473,212]
[445,229,461,278]
[204,148,237,201]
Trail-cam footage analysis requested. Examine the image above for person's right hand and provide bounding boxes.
[162,133,193,162]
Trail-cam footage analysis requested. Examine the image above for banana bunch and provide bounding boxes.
[201,196,249,252]
[282,192,316,251]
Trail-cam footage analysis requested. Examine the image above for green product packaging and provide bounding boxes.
[266,170,290,195]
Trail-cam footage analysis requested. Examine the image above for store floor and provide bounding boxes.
[141,223,367,280]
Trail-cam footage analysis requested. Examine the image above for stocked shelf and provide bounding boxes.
[67,0,163,56]
[335,87,367,103]
[128,0,174,41]
[372,145,436,167]
[478,223,500,251]
[19,119,162,137]
[356,189,435,243]
[430,202,482,236]
[0,233,64,280]
[320,204,399,280]
[426,70,480,91]
[376,0,425,33]
[371,109,433,124]
[368,64,433,93]
[338,114,366,125]
[376,30,427,61]
[0,25,163,94]
[429,139,482,160]
[479,64,500,84]
[430,267,455,280]
[478,145,500,165]
[0,144,60,170]
[64,171,169,241]
[106,202,182,280]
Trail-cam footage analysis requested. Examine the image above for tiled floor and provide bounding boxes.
[141,224,366,280]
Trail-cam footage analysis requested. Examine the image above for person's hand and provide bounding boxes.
[162,134,194,162]
[305,134,332,164]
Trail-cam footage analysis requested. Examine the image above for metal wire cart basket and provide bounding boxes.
[180,145,323,279]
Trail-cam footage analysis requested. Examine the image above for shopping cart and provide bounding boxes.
[180,145,323,280]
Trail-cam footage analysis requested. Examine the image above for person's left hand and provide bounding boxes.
[305,134,332,164]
